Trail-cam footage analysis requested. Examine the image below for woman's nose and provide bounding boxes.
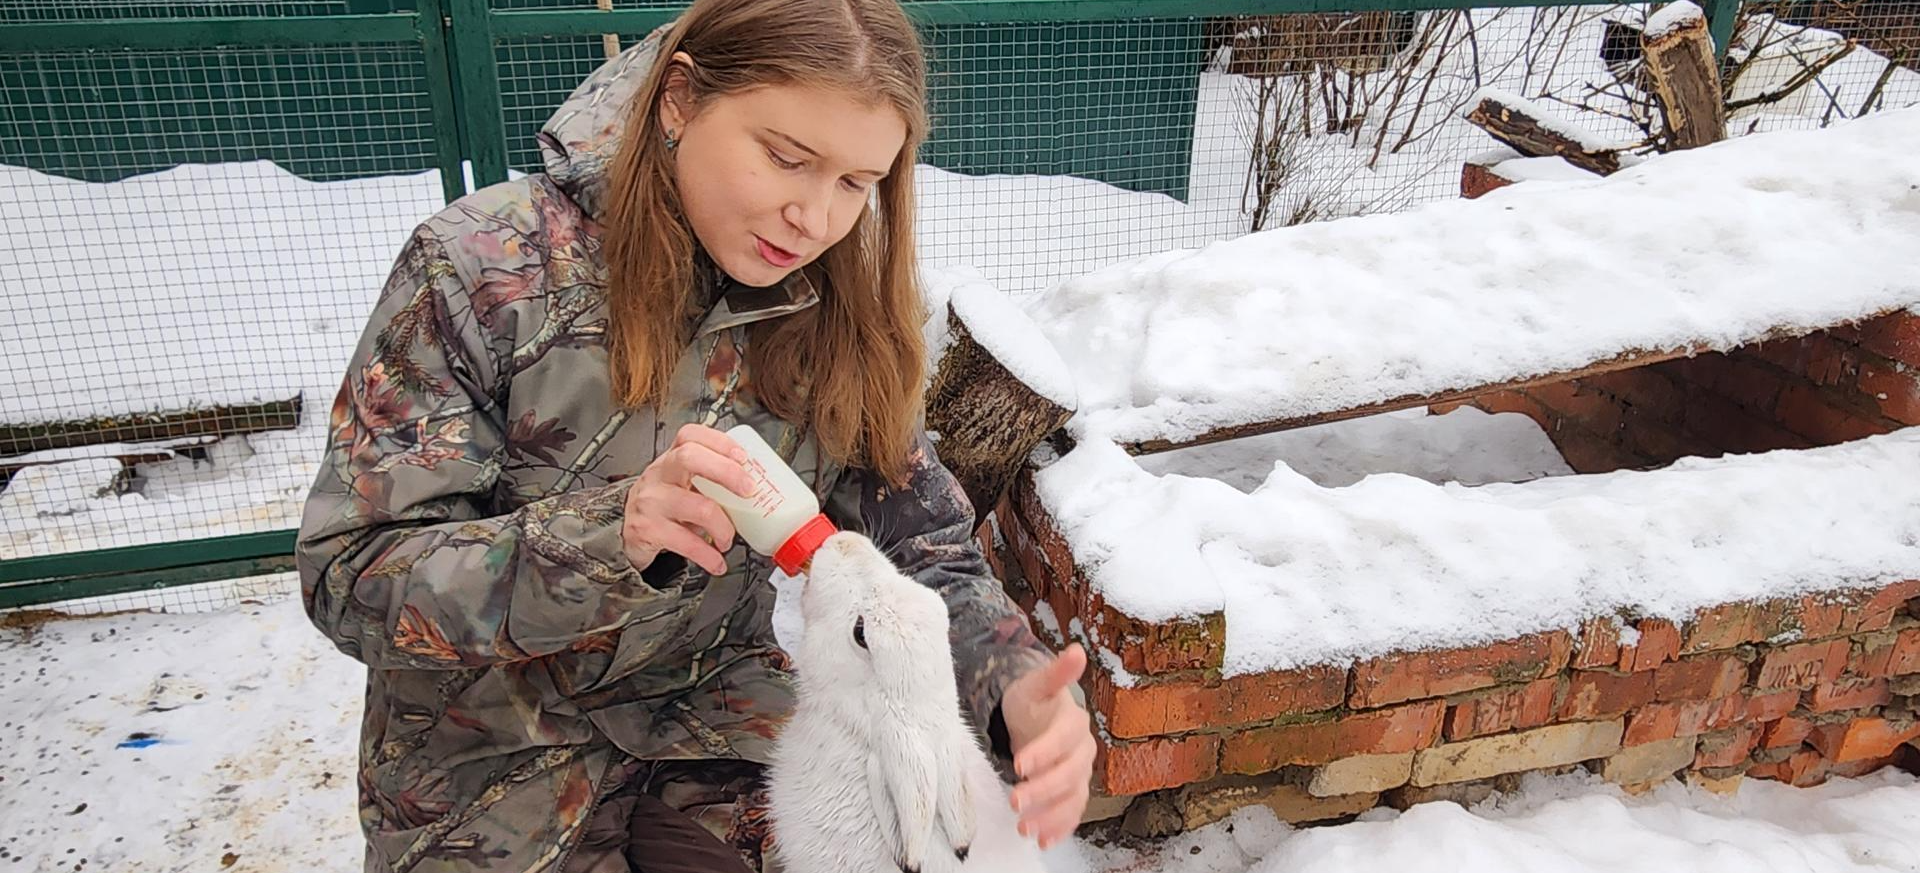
[783,185,833,243]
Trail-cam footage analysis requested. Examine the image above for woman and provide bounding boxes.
[295,1,1095,871]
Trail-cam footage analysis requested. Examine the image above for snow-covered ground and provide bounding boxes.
[6,595,1919,873]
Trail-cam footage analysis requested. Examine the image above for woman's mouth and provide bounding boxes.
[756,236,800,269]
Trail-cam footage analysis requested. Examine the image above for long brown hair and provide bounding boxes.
[602,0,929,484]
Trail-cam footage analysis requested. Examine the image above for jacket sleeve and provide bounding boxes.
[296,227,694,670]
[826,433,1059,755]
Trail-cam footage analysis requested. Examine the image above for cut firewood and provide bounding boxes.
[1465,89,1624,176]
[1643,1,1727,150]
[925,292,1076,520]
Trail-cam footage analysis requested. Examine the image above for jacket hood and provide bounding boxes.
[535,25,673,223]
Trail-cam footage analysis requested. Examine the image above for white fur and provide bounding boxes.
[768,533,1046,873]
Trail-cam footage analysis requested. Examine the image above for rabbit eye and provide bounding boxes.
[852,617,868,651]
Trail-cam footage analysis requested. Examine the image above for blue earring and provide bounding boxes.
[664,131,680,151]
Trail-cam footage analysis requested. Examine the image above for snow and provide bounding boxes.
[1138,406,1573,490]
[1644,1,1706,41]
[7,596,1920,873]
[0,460,125,519]
[0,597,361,873]
[1491,156,1603,183]
[1036,428,1920,673]
[949,283,1078,409]
[1033,109,1920,447]
[1050,771,1920,873]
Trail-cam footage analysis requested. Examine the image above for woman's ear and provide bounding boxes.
[656,51,698,136]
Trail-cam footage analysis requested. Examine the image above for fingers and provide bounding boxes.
[646,486,738,549]
[628,514,729,576]
[1035,644,1088,698]
[1023,782,1089,850]
[1013,699,1090,780]
[1012,741,1094,850]
[1009,738,1090,817]
[655,440,759,499]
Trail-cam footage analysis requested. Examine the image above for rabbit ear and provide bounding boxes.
[868,732,940,873]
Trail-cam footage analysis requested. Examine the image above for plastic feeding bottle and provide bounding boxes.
[692,425,838,575]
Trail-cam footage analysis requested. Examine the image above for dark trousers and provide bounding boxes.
[563,760,777,873]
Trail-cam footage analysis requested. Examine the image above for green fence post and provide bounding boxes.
[1705,0,1741,59]
[417,0,470,204]
[449,0,510,189]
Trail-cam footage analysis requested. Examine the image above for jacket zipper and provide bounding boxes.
[553,751,628,873]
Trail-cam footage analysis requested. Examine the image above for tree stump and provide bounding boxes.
[925,288,1076,520]
[1643,3,1728,150]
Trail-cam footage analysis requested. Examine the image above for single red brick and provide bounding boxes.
[1595,367,1690,425]
[1762,715,1815,750]
[1654,655,1748,703]
[1808,677,1892,714]
[1096,665,1348,739]
[1559,670,1657,721]
[1829,753,1903,779]
[1619,619,1683,672]
[1892,628,1920,676]
[1808,717,1920,763]
[1745,690,1801,724]
[1553,427,1645,474]
[1573,616,1624,670]
[1445,677,1560,741]
[1774,383,1891,445]
[1755,639,1850,691]
[1748,748,1829,787]
[1857,359,1920,425]
[1350,632,1571,709]
[1850,637,1899,680]
[1681,603,1765,654]
[1221,700,1445,775]
[1857,311,1920,369]
[1694,723,1763,769]
[1105,609,1227,676]
[1098,733,1220,796]
[1861,581,1920,633]
[1798,591,1866,639]
[1715,353,1792,412]
[1624,697,1745,746]
[1461,162,1519,200]
[1802,333,1862,389]
[1470,390,1555,431]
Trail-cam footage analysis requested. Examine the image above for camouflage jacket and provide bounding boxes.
[296,27,1050,873]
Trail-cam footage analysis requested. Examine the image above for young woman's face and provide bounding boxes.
[661,59,908,288]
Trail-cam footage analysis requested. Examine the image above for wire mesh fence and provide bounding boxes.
[0,38,447,580]
[4,0,1919,614]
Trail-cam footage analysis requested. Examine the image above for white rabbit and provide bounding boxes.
[768,532,1047,873]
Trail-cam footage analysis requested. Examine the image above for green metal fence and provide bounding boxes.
[4,0,1918,612]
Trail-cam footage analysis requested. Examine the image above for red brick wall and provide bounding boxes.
[1449,311,1920,474]
[993,474,1920,830]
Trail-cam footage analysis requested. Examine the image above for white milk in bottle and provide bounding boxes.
[692,425,838,575]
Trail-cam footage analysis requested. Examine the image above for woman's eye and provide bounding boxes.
[768,150,802,170]
[840,177,868,193]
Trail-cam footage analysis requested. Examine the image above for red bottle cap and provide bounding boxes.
[774,514,838,576]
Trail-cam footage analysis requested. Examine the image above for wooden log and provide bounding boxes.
[1466,92,1623,177]
[1643,3,1727,150]
[925,303,1075,521]
[0,395,303,457]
